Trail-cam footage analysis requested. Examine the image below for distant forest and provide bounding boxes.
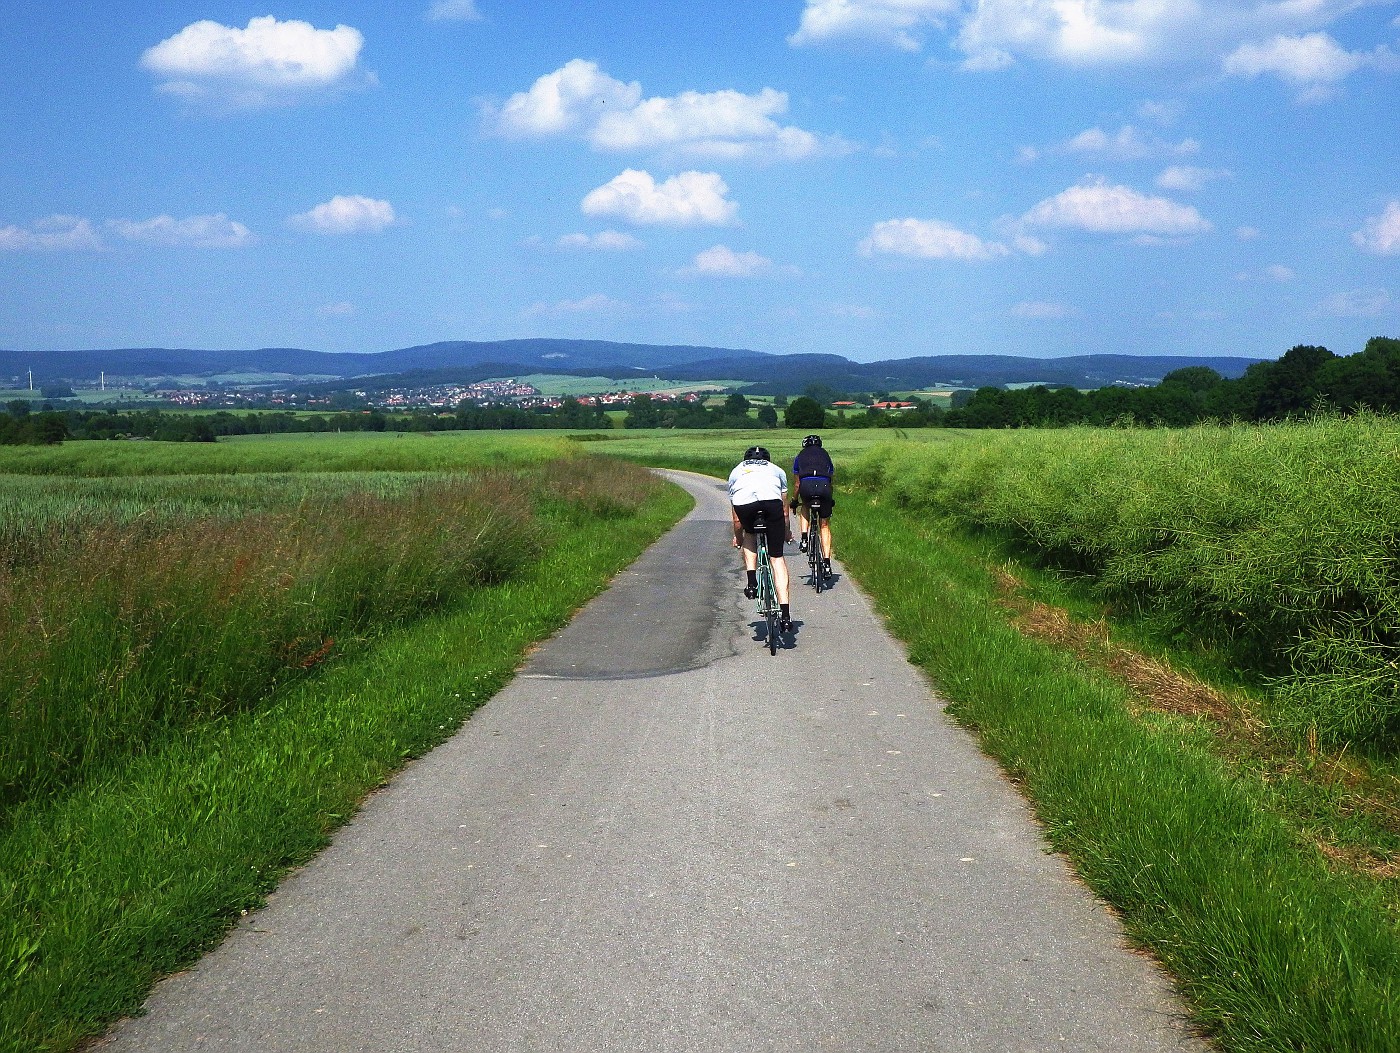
[945,337,1400,428]
[1,338,1396,445]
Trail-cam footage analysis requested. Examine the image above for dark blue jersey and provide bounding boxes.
[792,447,834,480]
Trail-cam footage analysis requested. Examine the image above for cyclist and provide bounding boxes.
[727,445,793,634]
[790,434,835,580]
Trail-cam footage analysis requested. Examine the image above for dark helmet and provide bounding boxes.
[744,446,770,462]
[802,434,823,448]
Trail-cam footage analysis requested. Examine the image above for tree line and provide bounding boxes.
[945,338,1400,428]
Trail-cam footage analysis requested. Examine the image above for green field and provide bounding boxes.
[6,421,1400,1052]
[0,433,690,1052]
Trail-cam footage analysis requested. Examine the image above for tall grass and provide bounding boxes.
[849,414,1400,746]
[0,454,663,817]
[0,455,688,1053]
[0,475,536,816]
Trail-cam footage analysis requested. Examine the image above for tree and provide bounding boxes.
[6,400,30,419]
[802,383,842,406]
[723,393,751,416]
[773,394,789,409]
[785,396,825,429]
[624,393,661,429]
[756,405,778,428]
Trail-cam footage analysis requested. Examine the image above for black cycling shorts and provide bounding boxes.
[734,498,787,557]
[795,476,834,519]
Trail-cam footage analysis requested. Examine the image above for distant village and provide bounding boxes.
[68,378,713,412]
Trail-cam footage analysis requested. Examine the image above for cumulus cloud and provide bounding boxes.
[788,0,958,51]
[490,60,833,161]
[141,16,364,108]
[426,0,482,21]
[1222,32,1382,98]
[1353,201,1400,255]
[319,301,355,316]
[1156,165,1229,191]
[0,215,103,251]
[1060,125,1199,161]
[682,245,774,277]
[109,213,253,247]
[859,218,1011,260]
[1265,264,1295,281]
[1019,178,1211,236]
[790,0,1385,80]
[1323,288,1392,317]
[1237,225,1262,240]
[581,170,736,226]
[557,230,642,251]
[288,195,396,234]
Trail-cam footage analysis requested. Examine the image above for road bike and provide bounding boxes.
[751,509,782,655]
[803,497,826,594]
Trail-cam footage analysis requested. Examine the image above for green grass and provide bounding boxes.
[848,415,1400,747]
[834,490,1400,1052]
[0,452,691,1053]
[616,439,1400,1051]
[0,429,582,477]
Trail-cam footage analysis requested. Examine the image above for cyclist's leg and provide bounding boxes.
[820,517,833,560]
[771,541,790,603]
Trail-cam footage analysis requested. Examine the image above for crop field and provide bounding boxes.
[0,431,690,1052]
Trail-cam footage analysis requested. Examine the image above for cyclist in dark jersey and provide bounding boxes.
[790,434,834,580]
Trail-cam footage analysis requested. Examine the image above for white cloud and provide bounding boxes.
[1019,178,1211,236]
[859,218,1010,260]
[1265,264,1295,281]
[319,301,355,316]
[956,0,1169,69]
[288,196,396,234]
[1155,165,1229,191]
[788,0,959,51]
[141,17,363,107]
[426,0,482,21]
[1222,32,1377,98]
[682,245,774,277]
[494,59,642,137]
[557,230,642,251]
[581,170,736,226]
[526,293,627,317]
[109,213,253,247]
[490,60,832,161]
[0,215,103,251]
[1353,201,1400,255]
[1011,300,1074,318]
[1237,225,1262,240]
[1323,288,1391,317]
[1060,125,1199,161]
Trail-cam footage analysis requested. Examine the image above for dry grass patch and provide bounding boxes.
[992,563,1400,892]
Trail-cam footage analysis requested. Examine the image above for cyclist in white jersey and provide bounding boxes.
[727,445,793,633]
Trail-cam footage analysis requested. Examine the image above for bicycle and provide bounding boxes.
[751,509,782,655]
[803,497,825,593]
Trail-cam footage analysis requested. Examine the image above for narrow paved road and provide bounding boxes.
[102,470,1204,1053]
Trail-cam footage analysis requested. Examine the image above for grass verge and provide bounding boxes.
[0,476,692,1053]
[836,489,1400,1052]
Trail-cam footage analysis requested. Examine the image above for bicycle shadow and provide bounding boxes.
[747,619,799,649]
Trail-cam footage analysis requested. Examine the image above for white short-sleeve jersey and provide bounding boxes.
[727,459,787,505]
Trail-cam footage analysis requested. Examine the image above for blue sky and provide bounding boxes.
[2,0,1398,362]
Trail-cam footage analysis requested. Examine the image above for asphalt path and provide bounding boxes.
[101,470,1205,1053]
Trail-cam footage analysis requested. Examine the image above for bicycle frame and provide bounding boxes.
[752,511,781,654]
